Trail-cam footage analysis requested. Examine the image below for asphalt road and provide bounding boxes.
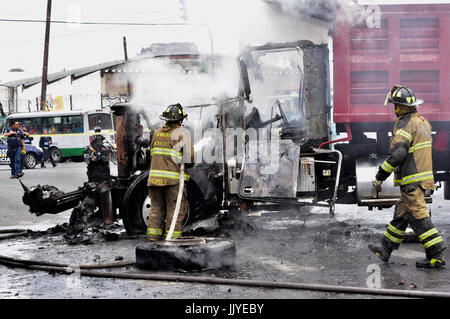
[0,161,449,300]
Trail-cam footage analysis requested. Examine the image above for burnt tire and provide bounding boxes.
[120,171,149,236]
[136,237,236,271]
[120,170,208,236]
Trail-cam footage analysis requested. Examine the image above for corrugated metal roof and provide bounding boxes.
[1,75,41,89]
[0,52,218,88]
[0,59,125,88]
[71,60,125,79]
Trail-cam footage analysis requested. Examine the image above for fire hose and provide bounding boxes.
[0,229,30,240]
[1,253,450,298]
[0,229,28,233]
[165,162,185,240]
[0,254,134,269]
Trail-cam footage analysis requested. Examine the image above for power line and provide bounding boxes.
[0,18,203,26]
[0,26,115,48]
[0,15,185,48]
[109,9,182,15]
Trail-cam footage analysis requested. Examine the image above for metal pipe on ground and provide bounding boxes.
[1,255,450,298]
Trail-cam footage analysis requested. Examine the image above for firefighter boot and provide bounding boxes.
[368,218,407,262]
[411,217,446,268]
[416,253,446,268]
[368,244,392,262]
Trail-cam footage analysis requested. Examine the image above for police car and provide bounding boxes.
[0,137,44,169]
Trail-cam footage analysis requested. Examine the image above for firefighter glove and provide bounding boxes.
[372,179,383,197]
[21,149,26,155]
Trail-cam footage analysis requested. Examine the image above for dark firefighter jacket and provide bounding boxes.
[376,110,435,190]
[39,136,52,148]
[147,123,195,187]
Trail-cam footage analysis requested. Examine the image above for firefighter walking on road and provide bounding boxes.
[369,86,446,268]
[147,103,195,241]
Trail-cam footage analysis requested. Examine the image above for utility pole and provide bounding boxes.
[123,36,129,61]
[123,36,131,99]
[40,0,52,111]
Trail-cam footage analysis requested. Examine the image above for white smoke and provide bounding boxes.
[123,0,376,127]
[127,54,240,122]
[272,0,375,27]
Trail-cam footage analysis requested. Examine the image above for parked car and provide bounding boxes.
[0,137,44,169]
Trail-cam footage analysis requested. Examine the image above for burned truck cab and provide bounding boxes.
[116,41,344,235]
[230,41,342,214]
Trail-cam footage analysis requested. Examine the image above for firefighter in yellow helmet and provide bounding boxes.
[369,86,446,268]
[146,103,195,241]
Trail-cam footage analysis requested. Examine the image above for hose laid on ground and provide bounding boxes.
[0,229,30,240]
[166,162,185,240]
[1,254,450,298]
[0,232,29,240]
[0,254,135,269]
[0,229,29,234]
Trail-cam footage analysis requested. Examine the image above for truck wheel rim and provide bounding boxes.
[142,196,151,225]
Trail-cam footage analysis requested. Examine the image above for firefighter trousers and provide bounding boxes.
[381,186,446,259]
[147,185,187,241]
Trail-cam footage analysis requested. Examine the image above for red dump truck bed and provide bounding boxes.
[333,4,450,125]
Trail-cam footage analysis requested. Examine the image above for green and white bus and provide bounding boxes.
[0,110,114,162]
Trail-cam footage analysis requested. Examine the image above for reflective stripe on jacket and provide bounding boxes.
[376,111,435,190]
[147,123,195,186]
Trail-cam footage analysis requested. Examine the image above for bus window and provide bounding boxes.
[88,113,113,130]
[72,115,84,133]
[63,115,83,133]
[48,116,63,134]
[30,118,42,134]
[20,119,32,134]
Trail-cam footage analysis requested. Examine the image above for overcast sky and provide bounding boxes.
[0,0,218,82]
[1,0,450,83]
